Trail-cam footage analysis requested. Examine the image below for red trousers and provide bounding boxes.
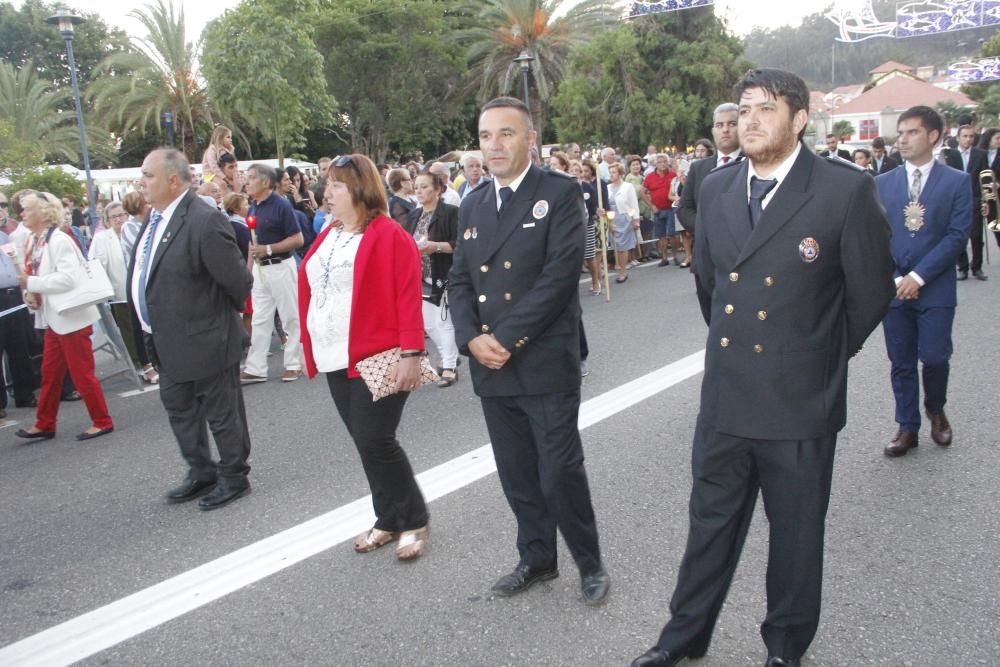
[35,326,113,432]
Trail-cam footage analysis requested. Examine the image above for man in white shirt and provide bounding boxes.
[428,162,462,207]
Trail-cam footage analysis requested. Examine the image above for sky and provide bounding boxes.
[18,0,841,43]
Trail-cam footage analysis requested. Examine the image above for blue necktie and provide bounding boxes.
[137,211,162,325]
[498,186,513,218]
[748,176,777,229]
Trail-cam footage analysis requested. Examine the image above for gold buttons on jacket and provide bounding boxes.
[480,265,489,273]
[478,295,487,303]
[720,337,730,348]
[757,310,767,321]
[764,276,775,287]
[753,344,764,354]
[504,261,512,269]
[724,304,734,315]
[504,293,512,301]
[729,272,739,282]
[481,324,490,333]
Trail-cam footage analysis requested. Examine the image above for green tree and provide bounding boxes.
[5,166,85,201]
[311,0,469,161]
[0,0,130,92]
[87,0,220,158]
[458,0,619,141]
[934,101,974,127]
[832,119,855,138]
[202,0,334,166]
[550,8,750,151]
[0,60,114,174]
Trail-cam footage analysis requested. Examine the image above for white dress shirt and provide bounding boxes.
[494,163,532,211]
[716,150,741,168]
[131,190,187,333]
[746,143,801,210]
[895,158,936,288]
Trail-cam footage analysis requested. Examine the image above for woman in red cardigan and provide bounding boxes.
[298,154,429,561]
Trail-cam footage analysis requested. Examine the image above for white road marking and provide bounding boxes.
[118,385,160,398]
[0,351,705,667]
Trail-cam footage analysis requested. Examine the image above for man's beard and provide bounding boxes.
[743,130,797,166]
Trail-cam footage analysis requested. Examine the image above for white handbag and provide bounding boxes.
[45,230,115,314]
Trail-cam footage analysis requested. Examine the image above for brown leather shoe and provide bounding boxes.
[926,410,952,446]
[885,430,918,457]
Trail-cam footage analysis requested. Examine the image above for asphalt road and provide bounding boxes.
[1,258,997,666]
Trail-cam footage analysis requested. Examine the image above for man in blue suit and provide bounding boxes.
[876,106,972,457]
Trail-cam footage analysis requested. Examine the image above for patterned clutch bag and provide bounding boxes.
[355,347,439,401]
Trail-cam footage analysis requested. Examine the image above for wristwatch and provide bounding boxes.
[266,245,273,257]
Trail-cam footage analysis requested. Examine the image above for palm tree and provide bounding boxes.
[87,0,219,159]
[0,59,113,169]
[460,0,619,137]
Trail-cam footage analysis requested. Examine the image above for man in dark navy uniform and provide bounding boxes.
[630,69,894,667]
[449,96,609,607]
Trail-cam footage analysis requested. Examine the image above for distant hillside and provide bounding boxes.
[742,0,998,90]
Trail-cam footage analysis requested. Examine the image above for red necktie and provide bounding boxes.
[721,156,730,164]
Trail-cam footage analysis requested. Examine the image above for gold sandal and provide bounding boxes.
[354,527,399,554]
[395,526,429,561]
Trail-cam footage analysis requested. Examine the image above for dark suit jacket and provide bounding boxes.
[875,164,972,308]
[449,165,586,397]
[873,154,899,174]
[404,202,459,302]
[943,146,989,202]
[820,148,852,161]
[695,146,894,440]
[127,191,253,383]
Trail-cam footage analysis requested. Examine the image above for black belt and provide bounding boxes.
[259,253,291,266]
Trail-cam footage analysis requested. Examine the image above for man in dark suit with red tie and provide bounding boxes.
[677,101,742,321]
[449,97,609,607]
[943,124,989,280]
[630,69,894,667]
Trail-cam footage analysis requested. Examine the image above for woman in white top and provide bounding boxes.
[15,192,114,441]
[90,202,157,384]
[297,154,429,561]
[608,164,640,283]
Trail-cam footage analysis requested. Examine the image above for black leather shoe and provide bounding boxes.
[491,563,558,597]
[15,428,55,440]
[198,479,250,510]
[75,426,114,441]
[166,477,217,503]
[765,657,800,667]
[926,410,952,446]
[957,269,969,281]
[884,430,917,457]
[973,269,988,281]
[581,567,610,606]
[630,647,690,667]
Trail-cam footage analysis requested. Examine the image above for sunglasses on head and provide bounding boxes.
[334,155,356,169]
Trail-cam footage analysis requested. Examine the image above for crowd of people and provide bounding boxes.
[1,64,994,666]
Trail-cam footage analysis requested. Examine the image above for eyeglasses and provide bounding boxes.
[0,202,8,208]
[109,213,128,220]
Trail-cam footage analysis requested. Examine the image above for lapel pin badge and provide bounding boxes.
[532,200,549,220]
[798,237,819,263]
[463,229,472,241]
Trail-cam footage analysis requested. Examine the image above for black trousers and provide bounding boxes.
[957,205,984,272]
[158,361,251,481]
[326,371,428,532]
[481,389,602,575]
[0,288,38,409]
[657,418,836,660]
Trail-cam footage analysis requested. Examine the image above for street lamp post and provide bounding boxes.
[162,111,175,147]
[46,8,97,227]
[514,50,534,109]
